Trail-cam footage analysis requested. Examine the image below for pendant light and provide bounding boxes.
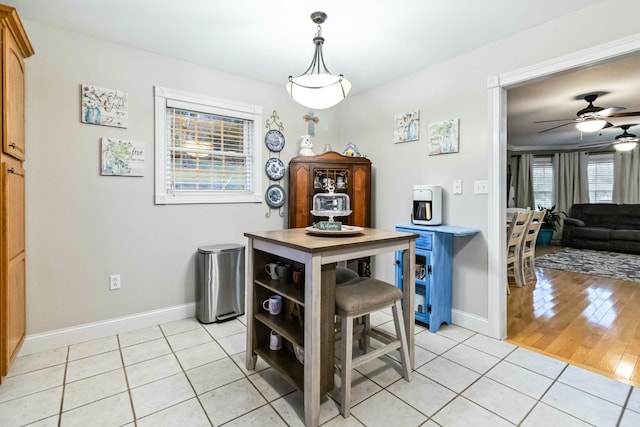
[613,125,639,152]
[286,12,351,109]
[575,118,607,133]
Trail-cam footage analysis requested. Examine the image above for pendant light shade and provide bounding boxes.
[614,141,638,151]
[287,12,351,109]
[575,118,607,133]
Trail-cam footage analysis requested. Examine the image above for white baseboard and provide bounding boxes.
[451,308,492,338]
[19,303,196,356]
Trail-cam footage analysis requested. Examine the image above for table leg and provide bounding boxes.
[402,244,416,369]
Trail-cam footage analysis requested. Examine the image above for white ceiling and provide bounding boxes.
[507,54,640,151]
[8,0,633,149]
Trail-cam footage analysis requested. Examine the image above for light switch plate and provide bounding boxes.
[474,180,488,194]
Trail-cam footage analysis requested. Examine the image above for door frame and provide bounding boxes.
[487,33,640,339]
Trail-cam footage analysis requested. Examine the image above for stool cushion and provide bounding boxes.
[336,266,360,285]
[335,278,403,313]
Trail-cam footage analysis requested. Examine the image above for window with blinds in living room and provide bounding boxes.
[154,87,262,205]
[587,153,613,203]
[532,155,553,208]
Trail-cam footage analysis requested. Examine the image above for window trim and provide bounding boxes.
[154,86,262,205]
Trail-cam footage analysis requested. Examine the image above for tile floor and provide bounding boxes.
[1,311,640,426]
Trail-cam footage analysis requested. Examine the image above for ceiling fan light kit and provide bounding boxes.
[576,118,607,132]
[614,141,638,151]
[286,11,351,109]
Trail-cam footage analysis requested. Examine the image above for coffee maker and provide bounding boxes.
[412,185,442,225]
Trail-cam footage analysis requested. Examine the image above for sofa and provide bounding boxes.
[562,204,640,254]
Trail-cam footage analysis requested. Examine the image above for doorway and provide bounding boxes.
[487,34,640,339]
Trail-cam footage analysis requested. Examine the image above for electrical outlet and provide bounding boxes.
[109,274,121,290]
[453,179,462,195]
[474,180,489,194]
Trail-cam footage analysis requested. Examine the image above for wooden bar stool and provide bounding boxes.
[334,277,411,417]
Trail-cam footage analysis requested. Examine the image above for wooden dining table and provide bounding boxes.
[244,227,417,426]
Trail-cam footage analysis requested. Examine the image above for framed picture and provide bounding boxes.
[428,119,459,155]
[81,84,128,128]
[101,138,144,176]
[394,110,420,143]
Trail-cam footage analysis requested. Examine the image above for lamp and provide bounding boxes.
[286,12,351,109]
[575,118,607,133]
[613,126,639,151]
[614,141,638,151]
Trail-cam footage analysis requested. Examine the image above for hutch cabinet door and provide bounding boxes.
[1,164,26,376]
[2,27,27,160]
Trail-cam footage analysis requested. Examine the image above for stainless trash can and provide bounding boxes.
[196,244,245,323]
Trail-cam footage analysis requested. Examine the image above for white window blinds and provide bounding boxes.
[532,156,554,208]
[165,107,254,193]
[588,153,613,203]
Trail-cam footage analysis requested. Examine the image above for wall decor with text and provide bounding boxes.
[82,84,128,128]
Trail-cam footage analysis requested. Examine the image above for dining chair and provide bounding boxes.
[334,276,411,417]
[506,211,530,291]
[521,209,545,281]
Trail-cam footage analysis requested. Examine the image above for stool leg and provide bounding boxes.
[340,313,354,417]
[362,315,370,354]
[392,300,411,381]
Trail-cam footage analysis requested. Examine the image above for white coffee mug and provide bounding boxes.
[264,263,278,280]
[269,330,282,351]
[263,295,282,315]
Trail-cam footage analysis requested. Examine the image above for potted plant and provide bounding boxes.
[536,204,565,246]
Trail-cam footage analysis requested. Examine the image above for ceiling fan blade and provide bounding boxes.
[597,106,626,116]
[539,122,572,133]
[607,111,640,118]
[533,118,574,123]
[577,142,612,149]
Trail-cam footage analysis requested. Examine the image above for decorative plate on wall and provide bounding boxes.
[265,184,286,208]
[265,157,285,180]
[265,129,286,152]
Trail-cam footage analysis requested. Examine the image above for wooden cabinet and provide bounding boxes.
[394,224,479,332]
[0,5,33,380]
[288,152,371,229]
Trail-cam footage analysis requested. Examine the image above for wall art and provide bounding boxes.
[82,84,128,128]
[394,110,420,143]
[101,138,144,176]
[428,118,459,155]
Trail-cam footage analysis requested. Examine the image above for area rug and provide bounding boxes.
[535,248,640,283]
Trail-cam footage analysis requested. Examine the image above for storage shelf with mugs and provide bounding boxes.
[252,249,306,373]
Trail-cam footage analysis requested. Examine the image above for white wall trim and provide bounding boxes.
[487,33,640,339]
[19,303,196,356]
[452,308,490,336]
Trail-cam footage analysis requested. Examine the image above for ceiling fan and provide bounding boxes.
[535,94,640,133]
[578,124,639,151]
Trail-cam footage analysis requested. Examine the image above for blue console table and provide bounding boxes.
[394,224,479,332]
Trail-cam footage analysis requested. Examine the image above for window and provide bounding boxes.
[587,153,613,203]
[532,156,553,209]
[154,87,262,204]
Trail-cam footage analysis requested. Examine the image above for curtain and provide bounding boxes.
[613,146,640,203]
[509,154,534,209]
[554,151,589,222]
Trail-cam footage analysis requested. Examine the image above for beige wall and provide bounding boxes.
[23,21,339,333]
[22,0,640,336]
[334,0,640,325]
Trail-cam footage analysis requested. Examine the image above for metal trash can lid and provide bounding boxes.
[198,244,245,254]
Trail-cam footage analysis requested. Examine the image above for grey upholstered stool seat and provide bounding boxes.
[334,277,411,417]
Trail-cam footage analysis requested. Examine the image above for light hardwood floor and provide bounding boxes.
[506,249,640,387]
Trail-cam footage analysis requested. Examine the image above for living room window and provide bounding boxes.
[532,156,553,208]
[587,153,613,203]
[154,87,262,204]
